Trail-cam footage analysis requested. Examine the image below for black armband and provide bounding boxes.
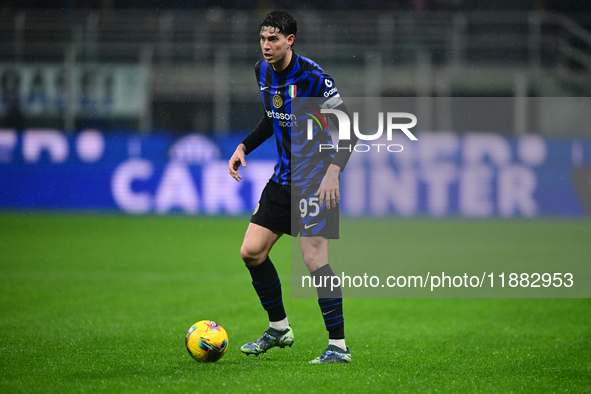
[241,115,274,154]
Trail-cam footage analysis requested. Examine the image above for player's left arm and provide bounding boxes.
[314,75,358,209]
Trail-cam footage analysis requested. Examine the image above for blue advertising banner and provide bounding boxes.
[0,129,589,217]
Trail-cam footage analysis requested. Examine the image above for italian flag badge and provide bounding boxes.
[288,85,297,98]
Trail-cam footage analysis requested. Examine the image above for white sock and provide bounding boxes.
[269,318,289,331]
[329,339,347,351]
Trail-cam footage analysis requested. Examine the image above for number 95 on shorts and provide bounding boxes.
[293,192,340,239]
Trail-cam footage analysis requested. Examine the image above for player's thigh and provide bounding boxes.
[300,235,329,272]
[252,180,292,236]
[240,222,283,265]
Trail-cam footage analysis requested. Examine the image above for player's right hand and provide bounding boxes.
[229,143,247,182]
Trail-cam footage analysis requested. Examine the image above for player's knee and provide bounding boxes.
[303,256,326,272]
[302,249,319,269]
[301,242,327,271]
[240,243,263,266]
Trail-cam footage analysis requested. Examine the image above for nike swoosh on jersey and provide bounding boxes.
[322,310,335,316]
[304,223,319,230]
[260,86,269,90]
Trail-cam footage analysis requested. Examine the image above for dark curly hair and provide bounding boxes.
[259,10,298,42]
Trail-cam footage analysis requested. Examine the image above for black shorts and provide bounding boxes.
[250,180,339,239]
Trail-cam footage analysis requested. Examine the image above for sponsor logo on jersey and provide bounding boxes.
[324,86,338,97]
[265,110,297,121]
[273,94,283,108]
[266,109,299,127]
[323,79,338,97]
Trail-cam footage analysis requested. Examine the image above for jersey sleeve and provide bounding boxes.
[318,75,344,110]
[241,61,274,154]
[315,74,357,171]
[254,60,262,85]
[241,114,273,155]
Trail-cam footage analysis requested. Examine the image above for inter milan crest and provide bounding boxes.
[273,94,283,108]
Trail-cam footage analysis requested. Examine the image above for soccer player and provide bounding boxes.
[228,10,357,364]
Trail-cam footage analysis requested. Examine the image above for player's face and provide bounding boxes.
[260,27,294,71]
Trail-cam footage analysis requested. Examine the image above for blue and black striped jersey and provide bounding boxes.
[244,51,347,187]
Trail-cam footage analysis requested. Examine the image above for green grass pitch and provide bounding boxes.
[0,213,590,393]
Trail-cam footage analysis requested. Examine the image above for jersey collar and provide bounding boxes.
[273,50,297,77]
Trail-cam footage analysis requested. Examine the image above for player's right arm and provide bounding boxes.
[229,143,247,182]
[228,114,274,182]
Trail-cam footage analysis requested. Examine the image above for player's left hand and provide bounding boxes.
[315,164,341,209]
